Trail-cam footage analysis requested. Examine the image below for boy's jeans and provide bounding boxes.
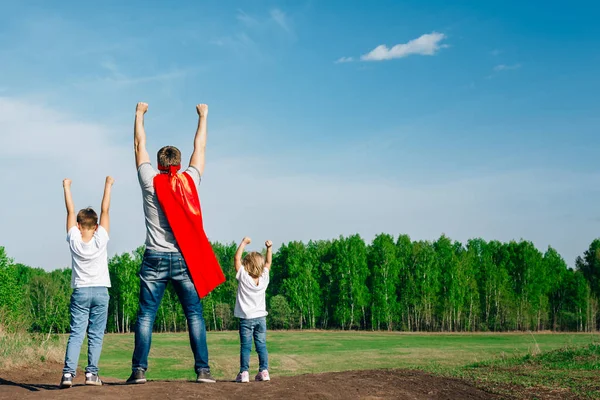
[63,286,109,376]
[132,250,210,374]
[239,317,269,373]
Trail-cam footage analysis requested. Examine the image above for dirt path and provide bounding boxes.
[0,364,505,400]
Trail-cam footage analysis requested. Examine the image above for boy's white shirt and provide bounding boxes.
[67,225,111,289]
[234,266,270,319]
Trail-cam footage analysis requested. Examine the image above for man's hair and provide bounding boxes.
[243,252,265,278]
[157,146,181,168]
[77,208,98,230]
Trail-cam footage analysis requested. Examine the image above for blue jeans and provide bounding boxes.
[63,286,109,376]
[239,317,269,373]
[132,250,210,373]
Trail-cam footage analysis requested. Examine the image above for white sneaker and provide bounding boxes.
[255,370,270,381]
[85,372,102,386]
[236,371,250,383]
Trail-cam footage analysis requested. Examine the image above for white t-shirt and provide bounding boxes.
[234,266,270,319]
[67,226,111,289]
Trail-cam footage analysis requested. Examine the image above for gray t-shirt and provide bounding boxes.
[137,163,201,252]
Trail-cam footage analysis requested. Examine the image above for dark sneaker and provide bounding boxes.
[59,373,73,388]
[126,369,147,384]
[196,369,216,383]
[85,372,102,386]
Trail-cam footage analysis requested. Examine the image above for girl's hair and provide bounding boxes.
[243,252,265,278]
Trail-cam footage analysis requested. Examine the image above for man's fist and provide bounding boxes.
[106,176,115,186]
[196,104,208,117]
[242,237,252,245]
[136,102,148,114]
[63,179,72,188]
[265,240,273,248]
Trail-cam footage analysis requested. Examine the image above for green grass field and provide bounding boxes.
[83,331,599,384]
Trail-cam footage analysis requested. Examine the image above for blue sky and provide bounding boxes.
[0,0,598,270]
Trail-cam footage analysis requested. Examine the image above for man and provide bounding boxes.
[127,102,224,384]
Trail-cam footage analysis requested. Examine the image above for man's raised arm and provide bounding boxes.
[134,102,150,168]
[189,104,208,175]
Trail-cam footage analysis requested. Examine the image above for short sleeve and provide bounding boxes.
[261,268,270,286]
[236,266,256,287]
[95,225,110,246]
[138,163,157,190]
[236,266,245,281]
[67,226,80,242]
[184,166,201,189]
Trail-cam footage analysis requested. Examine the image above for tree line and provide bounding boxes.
[1,234,599,334]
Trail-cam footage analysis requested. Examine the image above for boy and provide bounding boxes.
[234,237,273,383]
[59,176,114,388]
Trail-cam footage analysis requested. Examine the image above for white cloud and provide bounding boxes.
[361,32,447,61]
[335,56,354,64]
[493,63,521,72]
[270,8,291,32]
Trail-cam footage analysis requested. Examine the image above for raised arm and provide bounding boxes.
[63,179,76,233]
[189,104,208,175]
[99,176,114,234]
[235,237,251,272]
[134,102,150,168]
[265,240,273,270]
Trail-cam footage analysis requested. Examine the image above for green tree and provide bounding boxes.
[108,247,143,333]
[331,235,370,330]
[204,241,239,331]
[396,234,413,330]
[0,247,24,330]
[576,239,600,300]
[435,235,463,331]
[269,295,292,329]
[27,269,70,334]
[368,234,399,331]
[411,240,439,331]
[281,241,322,329]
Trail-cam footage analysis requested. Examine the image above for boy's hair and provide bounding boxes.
[243,252,265,278]
[157,146,181,168]
[77,208,98,230]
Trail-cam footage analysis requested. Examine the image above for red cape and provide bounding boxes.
[153,166,225,298]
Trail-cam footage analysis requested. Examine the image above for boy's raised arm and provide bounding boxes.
[189,104,208,175]
[100,176,114,234]
[265,240,273,270]
[63,179,76,233]
[134,102,150,168]
[235,237,251,272]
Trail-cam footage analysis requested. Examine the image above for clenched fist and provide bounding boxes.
[196,104,208,117]
[105,176,115,186]
[265,240,273,248]
[242,237,252,245]
[136,102,148,115]
[63,179,72,188]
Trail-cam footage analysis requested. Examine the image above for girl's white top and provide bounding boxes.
[234,266,269,319]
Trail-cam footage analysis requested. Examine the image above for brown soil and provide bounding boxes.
[0,363,507,400]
